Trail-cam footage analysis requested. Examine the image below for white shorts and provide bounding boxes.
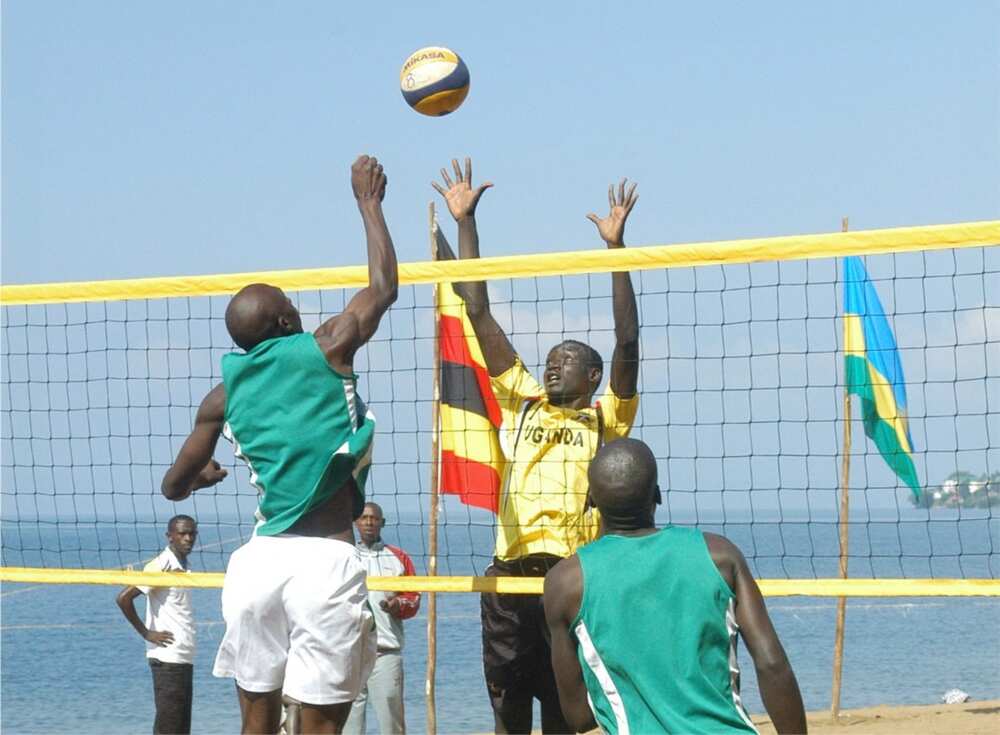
[213,534,376,705]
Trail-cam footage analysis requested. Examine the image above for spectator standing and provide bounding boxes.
[117,514,200,735]
[344,502,421,735]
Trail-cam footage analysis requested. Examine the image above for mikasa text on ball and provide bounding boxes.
[400,47,470,116]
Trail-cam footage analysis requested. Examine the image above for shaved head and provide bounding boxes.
[225,283,303,351]
[588,438,658,523]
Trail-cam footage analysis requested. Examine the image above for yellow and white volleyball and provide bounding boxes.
[399,46,470,116]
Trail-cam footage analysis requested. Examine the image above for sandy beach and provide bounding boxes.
[486,699,1000,735]
[752,699,1000,735]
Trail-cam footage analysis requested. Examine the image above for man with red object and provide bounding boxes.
[343,502,421,735]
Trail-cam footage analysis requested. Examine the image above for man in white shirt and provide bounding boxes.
[117,515,198,734]
[343,503,420,735]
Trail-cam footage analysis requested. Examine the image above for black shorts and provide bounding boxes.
[480,554,563,705]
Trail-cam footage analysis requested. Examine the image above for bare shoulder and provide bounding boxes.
[544,555,583,619]
[548,554,582,584]
[314,315,359,370]
[703,532,745,589]
[703,531,740,559]
[314,312,349,343]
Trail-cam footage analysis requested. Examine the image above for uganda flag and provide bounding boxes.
[844,256,920,499]
[436,227,505,512]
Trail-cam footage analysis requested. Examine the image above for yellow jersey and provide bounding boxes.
[492,360,639,561]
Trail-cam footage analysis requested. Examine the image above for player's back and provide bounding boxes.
[574,526,759,734]
[222,332,375,536]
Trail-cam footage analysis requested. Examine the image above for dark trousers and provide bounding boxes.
[148,660,193,735]
[481,555,571,734]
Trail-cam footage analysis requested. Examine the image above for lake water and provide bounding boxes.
[2,517,999,733]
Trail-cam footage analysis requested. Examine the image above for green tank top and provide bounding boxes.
[573,527,758,735]
[221,333,375,536]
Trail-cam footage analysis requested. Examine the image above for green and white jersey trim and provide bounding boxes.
[220,333,377,536]
[343,376,359,429]
[221,420,267,529]
[575,601,758,735]
[726,599,759,733]
[575,619,630,734]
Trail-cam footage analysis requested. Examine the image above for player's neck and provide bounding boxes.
[601,514,657,536]
[548,393,592,410]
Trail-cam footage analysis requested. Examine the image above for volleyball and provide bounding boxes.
[399,46,470,116]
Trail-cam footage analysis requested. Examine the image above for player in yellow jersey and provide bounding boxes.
[433,158,640,734]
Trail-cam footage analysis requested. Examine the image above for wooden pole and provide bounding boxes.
[831,216,852,719]
[426,202,441,735]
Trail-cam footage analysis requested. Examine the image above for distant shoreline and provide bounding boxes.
[5,504,996,526]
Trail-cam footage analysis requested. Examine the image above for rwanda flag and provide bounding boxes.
[843,256,920,498]
[435,224,505,512]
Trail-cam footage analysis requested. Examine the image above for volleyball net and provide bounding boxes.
[2,221,999,595]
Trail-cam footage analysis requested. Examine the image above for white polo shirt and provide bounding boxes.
[138,546,195,664]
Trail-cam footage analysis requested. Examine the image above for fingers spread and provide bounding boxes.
[626,194,639,214]
[465,157,472,183]
[452,158,463,182]
[440,168,454,188]
[431,181,446,196]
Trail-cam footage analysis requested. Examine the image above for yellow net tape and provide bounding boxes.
[2,567,998,596]
[2,220,997,306]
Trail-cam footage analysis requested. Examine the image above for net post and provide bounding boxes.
[425,201,440,735]
[831,216,852,720]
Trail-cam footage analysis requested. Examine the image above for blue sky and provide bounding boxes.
[4,1,998,284]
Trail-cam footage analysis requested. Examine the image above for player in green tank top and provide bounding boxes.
[161,155,398,735]
[544,438,807,734]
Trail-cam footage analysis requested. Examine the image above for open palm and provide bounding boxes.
[432,157,493,220]
[587,178,638,247]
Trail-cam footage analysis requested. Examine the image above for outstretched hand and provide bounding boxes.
[351,154,387,204]
[587,178,638,248]
[193,459,227,491]
[431,157,493,221]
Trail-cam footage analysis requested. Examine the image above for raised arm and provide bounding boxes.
[587,179,639,398]
[706,533,807,735]
[161,384,228,501]
[316,155,399,373]
[543,557,598,733]
[433,157,516,377]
